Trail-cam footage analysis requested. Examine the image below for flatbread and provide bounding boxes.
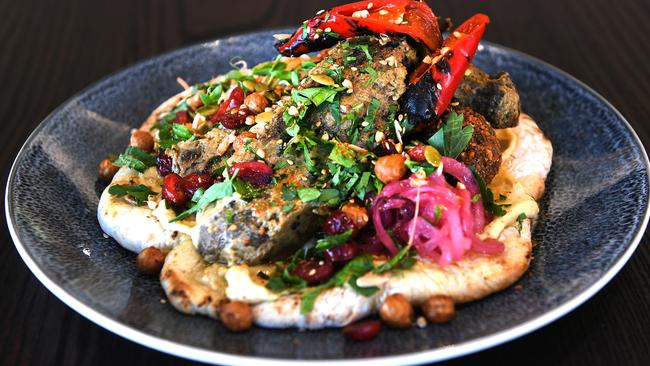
[159,113,553,329]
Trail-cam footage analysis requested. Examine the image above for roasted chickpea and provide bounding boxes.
[374,154,406,184]
[233,131,257,152]
[130,130,154,152]
[98,158,120,181]
[422,295,455,323]
[136,247,165,275]
[379,293,413,328]
[220,301,253,332]
[244,92,270,115]
[341,203,369,230]
[187,93,203,109]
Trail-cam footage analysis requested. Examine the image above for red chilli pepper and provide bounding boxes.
[275,0,441,56]
[402,14,489,126]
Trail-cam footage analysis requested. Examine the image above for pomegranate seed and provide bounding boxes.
[325,242,360,263]
[323,211,356,236]
[162,173,188,207]
[229,161,273,186]
[343,319,381,341]
[175,111,189,124]
[407,145,426,162]
[182,173,214,196]
[156,153,173,177]
[217,86,248,129]
[291,259,334,285]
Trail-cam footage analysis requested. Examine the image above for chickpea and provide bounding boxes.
[244,92,270,115]
[220,301,253,332]
[341,203,369,230]
[98,158,120,181]
[379,293,413,328]
[130,130,154,152]
[136,247,166,275]
[422,295,455,323]
[233,131,257,152]
[374,154,406,184]
[187,93,203,109]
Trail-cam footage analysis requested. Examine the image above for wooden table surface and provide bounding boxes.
[1,0,649,365]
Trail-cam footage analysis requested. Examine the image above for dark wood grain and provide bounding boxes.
[1,1,649,365]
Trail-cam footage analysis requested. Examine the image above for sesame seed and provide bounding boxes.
[245,116,255,125]
[340,105,348,112]
[256,149,266,158]
[316,9,325,15]
[422,55,432,64]
[453,31,463,38]
[440,46,451,55]
[464,69,472,76]
[276,139,283,145]
[288,105,299,116]
[367,2,373,9]
[313,33,320,40]
[342,79,353,88]
[361,121,370,127]
[351,66,358,71]
[436,83,443,90]
[324,27,332,32]
[322,132,330,140]
[308,269,316,276]
[375,131,385,143]
[273,34,291,41]
[352,9,369,18]
[379,9,389,15]
[287,159,294,165]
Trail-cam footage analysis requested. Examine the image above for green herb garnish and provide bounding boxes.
[112,146,156,173]
[108,184,156,205]
[170,169,238,222]
[428,111,473,158]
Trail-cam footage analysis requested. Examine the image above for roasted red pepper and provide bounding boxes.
[275,0,441,56]
[402,14,489,125]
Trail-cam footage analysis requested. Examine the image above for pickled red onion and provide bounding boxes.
[371,157,503,265]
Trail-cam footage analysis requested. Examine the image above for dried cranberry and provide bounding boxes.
[407,145,426,162]
[162,173,188,207]
[323,211,356,236]
[217,86,247,129]
[292,259,334,285]
[175,111,188,124]
[182,173,214,196]
[343,319,381,341]
[229,161,273,186]
[376,196,415,227]
[325,242,360,263]
[156,153,173,177]
[358,233,389,256]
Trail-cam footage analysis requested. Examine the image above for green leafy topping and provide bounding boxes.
[108,184,156,205]
[471,194,482,203]
[363,66,378,87]
[112,146,156,173]
[224,209,234,224]
[471,166,507,217]
[170,169,238,222]
[199,84,223,106]
[232,178,263,201]
[282,202,295,212]
[516,212,526,233]
[297,187,321,202]
[314,230,353,252]
[374,245,416,274]
[434,204,444,224]
[294,87,341,107]
[328,143,356,168]
[428,111,473,158]
[365,97,381,125]
[300,255,378,314]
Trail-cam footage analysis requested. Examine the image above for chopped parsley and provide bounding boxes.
[516,212,526,233]
[170,168,238,222]
[428,111,473,158]
[362,66,378,87]
[471,166,507,217]
[112,146,156,173]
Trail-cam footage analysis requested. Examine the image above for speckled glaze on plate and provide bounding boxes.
[6,29,649,365]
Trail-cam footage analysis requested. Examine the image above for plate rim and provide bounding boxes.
[5,30,650,365]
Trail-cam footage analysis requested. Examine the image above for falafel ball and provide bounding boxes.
[442,107,502,183]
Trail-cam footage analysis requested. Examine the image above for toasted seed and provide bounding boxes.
[310,74,335,86]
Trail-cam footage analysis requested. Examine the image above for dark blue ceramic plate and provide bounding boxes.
[6,29,649,365]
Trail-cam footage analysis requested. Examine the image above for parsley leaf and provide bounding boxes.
[516,212,526,233]
[363,66,378,87]
[112,146,156,173]
[328,143,356,168]
[374,245,416,274]
[471,166,506,217]
[314,229,353,252]
[170,169,238,222]
[232,178,263,201]
[428,111,473,158]
[297,187,321,202]
[108,184,156,205]
[300,255,378,314]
